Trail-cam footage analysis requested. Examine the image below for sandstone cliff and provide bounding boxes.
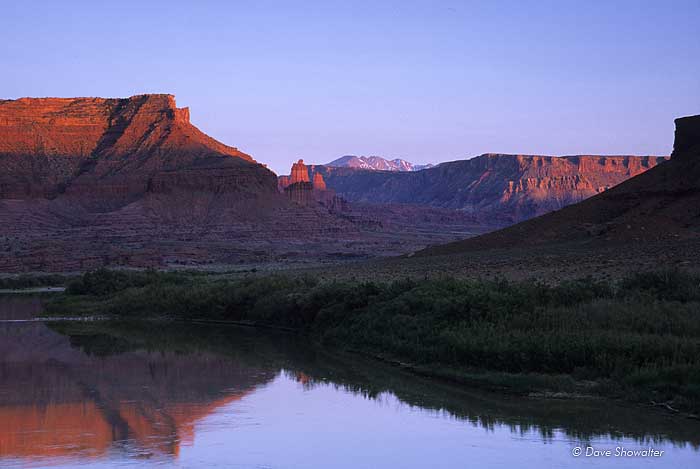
[311,154,666,224]
[0,94,275,207]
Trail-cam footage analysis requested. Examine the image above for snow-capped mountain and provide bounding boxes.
[326,155,433,172]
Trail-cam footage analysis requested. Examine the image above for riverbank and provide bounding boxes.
[45,269,700,415]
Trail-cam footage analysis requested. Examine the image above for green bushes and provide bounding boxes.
[50,268,700,410]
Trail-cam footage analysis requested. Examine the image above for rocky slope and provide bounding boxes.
[326,155,432,172]
[419,115,700,256]
[314,154,666,224]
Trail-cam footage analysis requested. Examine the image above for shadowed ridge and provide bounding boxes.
[672,114,700,160]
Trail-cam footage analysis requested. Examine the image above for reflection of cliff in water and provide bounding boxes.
[49,319,700,450]
[0,316,276,462]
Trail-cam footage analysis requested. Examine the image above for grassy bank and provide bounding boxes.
[46,269,700,413]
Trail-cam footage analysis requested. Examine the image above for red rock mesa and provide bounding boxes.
[0,94,271,204]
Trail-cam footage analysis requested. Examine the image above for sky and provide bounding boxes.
[2,0,699,174]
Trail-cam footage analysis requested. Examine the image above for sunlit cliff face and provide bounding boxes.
[0,315,275,464]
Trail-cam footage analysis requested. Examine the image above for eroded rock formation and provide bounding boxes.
[289,159,311,184]
[281,159,344,210]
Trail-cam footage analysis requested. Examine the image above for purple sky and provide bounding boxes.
[3,0,699,174]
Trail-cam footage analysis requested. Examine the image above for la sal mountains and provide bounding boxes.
[327,155,434,172]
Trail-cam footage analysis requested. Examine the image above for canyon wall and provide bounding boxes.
[419,116,700,255]
[311,154,667,224]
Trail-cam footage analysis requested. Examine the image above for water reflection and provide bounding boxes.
[0,324,274,464]
[0,296,698,468]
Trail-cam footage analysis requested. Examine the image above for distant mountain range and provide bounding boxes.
[326,155,434,172]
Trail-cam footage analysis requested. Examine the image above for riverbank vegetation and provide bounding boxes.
[0,274,69,290]
[46,268,700,413]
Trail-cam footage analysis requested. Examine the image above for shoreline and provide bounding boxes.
[33,312,700,421]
